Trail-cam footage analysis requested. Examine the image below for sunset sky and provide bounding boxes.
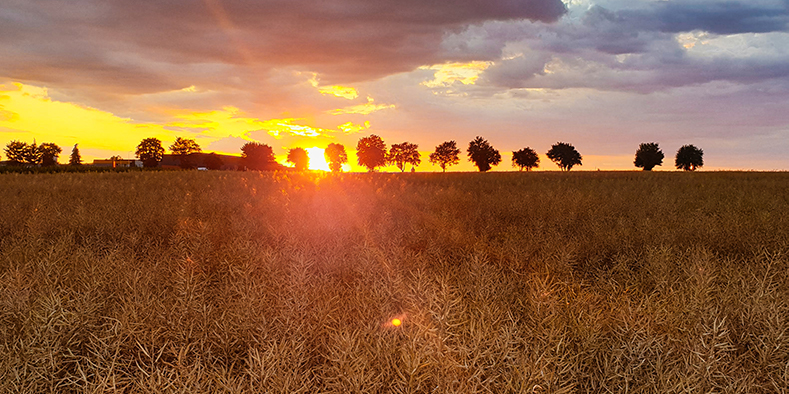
[2,0,789,171]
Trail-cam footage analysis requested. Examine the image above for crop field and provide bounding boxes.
[1,171,788,393]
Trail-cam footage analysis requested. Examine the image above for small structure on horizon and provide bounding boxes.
[92,158,143,168]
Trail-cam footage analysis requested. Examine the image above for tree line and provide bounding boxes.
[2,136,704,172]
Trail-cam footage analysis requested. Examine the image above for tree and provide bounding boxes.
[39,143,62,166]
[287,147,310,171]
[136,138,165,168]
[170,137,202,169]
[429,141,461,172]
[4,140,28,165]
[241,142,277,171]
[512,147,540,171]
[3,140,44,165]
[356,135,387,172]
[467,136,501,172]
[634,142,664,171]
[388,142,421,172]
[546,142,582,171]
[324,143,348,172]
[69,144,82,166]
[205,153,224,170]
[675,144,704,171]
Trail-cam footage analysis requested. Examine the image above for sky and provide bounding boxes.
[2,0,789,171]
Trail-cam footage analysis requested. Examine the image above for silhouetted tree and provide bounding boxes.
[512,147,540,171]
[467,136,501,172]
[324,143,348,172]
[356,135,387,172]
[546,142,582,171]
[429,141,461,172]
[287,147,310,171]
[675,144,704,171]
[170,137,202,169]
[388,142,421,172]
[205,153,224,170]
[39,143,62,166]
[69,144,82,166]
[4,140,28,165]
[241,142,277,170]
[3,140,45,165]
[634,142,664,171]
[136,138,165,168]
[23,141,42,165]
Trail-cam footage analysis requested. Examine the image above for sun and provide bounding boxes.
[306,147,330,171]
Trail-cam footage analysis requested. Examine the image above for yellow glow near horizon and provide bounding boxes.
[420,61,492,87]
[306,147,330,171]
[0,82,379,166]
[0,83,173,160]
[169,107,323,138]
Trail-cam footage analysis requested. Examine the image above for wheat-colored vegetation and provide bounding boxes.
[1,171,788,393]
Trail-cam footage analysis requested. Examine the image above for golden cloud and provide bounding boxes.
[328,97,395,115]
[420,61,493,87]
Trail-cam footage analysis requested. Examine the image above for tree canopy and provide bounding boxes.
[170,137,201,169]
[4,141,28,165]
[429,141,461,172]
[467,136,501,172]
[512,147,540,171]
[136,138,165,168]
[634,142,664,171]
[39,143,62,166]
[287,147,310,171]
[675,144,704,171]
[241,142,277,171]
[546,142,582,171]
[324,143,348,172]
[388,142,421,172]
[356,135,387,172]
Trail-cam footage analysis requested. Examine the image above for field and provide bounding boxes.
[1,171,788,393]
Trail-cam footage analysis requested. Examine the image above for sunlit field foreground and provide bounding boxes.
[2,171,788,393]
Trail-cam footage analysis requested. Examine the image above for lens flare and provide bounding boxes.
[306,147,330,171]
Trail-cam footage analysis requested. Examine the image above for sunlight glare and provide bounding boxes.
[306,147,330,171]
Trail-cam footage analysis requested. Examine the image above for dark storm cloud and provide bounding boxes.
[0,0,566,94]
[624,1,789,35]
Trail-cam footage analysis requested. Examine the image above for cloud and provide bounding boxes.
[0,0,566,97]
[328,97,395,115]
[452,0,789,93]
